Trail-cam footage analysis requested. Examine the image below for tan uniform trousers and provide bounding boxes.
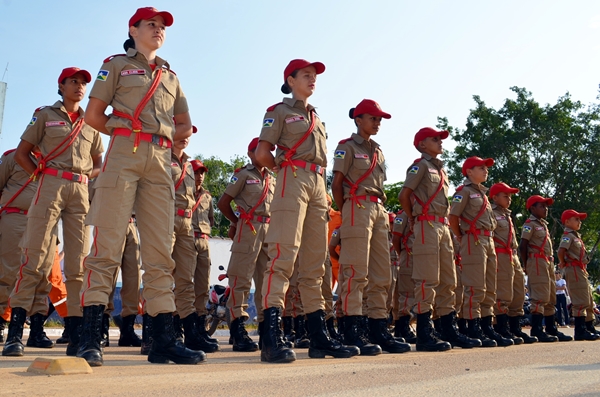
[284,261,302,317]
[525,256,556,316]
[322,254,334,320]
[508,262,526,317]
[586,287,595,322]
[494,250,516,315]
[262,167,328,314]
[564,265,590,318]
[193,235,210,316]
[0,213,28,315]
[387,261,399,313]
[460,234,496,319]
[106,221,141,316]
[11,176,89,317]
[172,215,197,319]
[411,221,456,316]
[81,136,175,317]
[393,251,414,320]
[339,200,390,319]
[226,221,268,322]
[455,262,463,318]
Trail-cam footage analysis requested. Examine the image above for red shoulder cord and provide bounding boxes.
[563,231,586,269]
[493,214,515,264]
[237,172,270,242]
[192,189,206,214]
[14,118,86,207]
[174,161,189,192]
[460,193,490,255]
[278,109,316,178]
[112,68,163,153]
[411,167,445,244]
[344,151,379,226]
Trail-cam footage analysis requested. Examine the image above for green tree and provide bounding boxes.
[439,86,600,283]
[383,181,403,213]
[194,154,247,237]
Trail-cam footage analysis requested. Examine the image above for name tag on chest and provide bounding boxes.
[470,193,481,199]
[121,69,146,76]
[246,179,260,184]
[354,153,369,159]
[428,168,438,174]
[285,116,305,124]
[46,121,67,127]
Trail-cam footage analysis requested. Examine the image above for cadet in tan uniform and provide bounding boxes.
[217,138,274,352]
[332,99,409,355]
[170,134,217,354]
[558,209,599,341]
[519,195,571,342]
[489,182,536,344]
[391,210,417,344]
[2,68,104,358]
[190,159,219,348]
[399,128,479,351]
[449,157,511,347]
[256,59,358,362]
[78,7,204,366]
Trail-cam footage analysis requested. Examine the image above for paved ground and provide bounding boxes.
[2,327,600,397]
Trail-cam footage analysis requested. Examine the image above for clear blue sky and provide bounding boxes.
[1,0,599,184]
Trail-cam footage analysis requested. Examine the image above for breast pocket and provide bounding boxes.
[285,118,309,135]
[44,125,70,149]
[76,128,94,158]
[159,79,177,113]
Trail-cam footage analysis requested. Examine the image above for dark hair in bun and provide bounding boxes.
[123,21,141,51]
[280,70,299,94]
[348,108,356,119]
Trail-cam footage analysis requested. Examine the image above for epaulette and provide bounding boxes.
[396,209,404,216]
[413,158,422,163]
[266,102,284,112]
[162,66,176,75]
[455,185,465,192]
[35,106,46,112]
[338,137,353,144]
[3,149,16,157]
[234,166,246,173]
[525,219,531,223]
[103,54,126,63]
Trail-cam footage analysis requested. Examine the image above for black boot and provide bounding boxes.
[141,313,153,355]
[173,315,184,342]
[337,317,346,342]
[76,305,104,366]
[0,317,5,344]
[394,315,417,344]
[148,313,206,364]
[494,314,523,345]
[440,312,481,349]
[432,317,443,339]
[585,320,600,336]
[260,307,296,363]
[530,314,558,342]
[229,317,259,352]
[574,316,599,341]
[481,316,513,346]
[342,315,381,356]
[181,313,219,353]
[293,315,310,348]
[100,313,110,348]
[56,321,69,344]
[467,318,497,347]
[26,313,54,348]
[325,317,342,342]
[457,318,468,336]
[282,316,295,344]
[509,315,537,344]
[196,315,218,344]
[65,317,82,356]
[118,315,142,347]
[415,311,451,352]
[306,310,359,358]
[368,318,410,353]
[2,307,27,356]
[545,315,573,342]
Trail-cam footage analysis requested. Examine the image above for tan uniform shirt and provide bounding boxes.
[259,97,327,167]
[559,228,589,265]
[403,153,449,217]
[192,187,213,235]
[392,211,414,248]
[492,204,517,250]
[329,227,341,249]
[450,179,497,233]
[21,102,103,176]
[332,133,386,201]
[521,216,553,259]
[171,152,195,211]
[0,150,38,211]
[223,164,274,218]
[89,48,188,139]
[389,233,398,263]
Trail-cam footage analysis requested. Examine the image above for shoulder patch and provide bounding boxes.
[96,70,110,81]
[562,237,571,243]
[338,137,353,144]
[230,175,239,184]
[29,117,37,126]
[522,225,532,233]
[334,150,346,159]
[103,53,126,63]
[452,195,463,203]
[394,217,403,225]
[3,149,16,157]
[263,118,274,128]
[332,229,339,237]
[408,165,419,174]
[266,102,284,112]
[35,106,46,112]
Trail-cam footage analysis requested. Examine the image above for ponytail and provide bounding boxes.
[123,21,141,52]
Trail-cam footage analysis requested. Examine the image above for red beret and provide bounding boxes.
[58,67,91,84]
[191,160,208,173]
[129,7,173,27]
[462,156,494,177]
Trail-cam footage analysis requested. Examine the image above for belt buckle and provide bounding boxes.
[71,173,82,182]
[151,134,160,146]
[315,165,322,174]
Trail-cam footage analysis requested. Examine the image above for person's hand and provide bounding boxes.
[228,225,236,240]
[408,217,415,231]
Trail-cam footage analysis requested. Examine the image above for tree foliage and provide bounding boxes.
[194,154,247,237]
[439,86,600,283]
[383,181,403,213]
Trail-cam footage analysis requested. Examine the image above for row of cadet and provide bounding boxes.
[2,6,599,368]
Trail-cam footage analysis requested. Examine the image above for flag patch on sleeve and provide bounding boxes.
[394,217,403,225]
[562,237,570,243]
[334,150,346,159]
[29,117,37,126]
[96,70,109,81]
[452,195,463,203]
[522,225,532,233]
[230,176,238,184]
[263,118,274,128]
[409,165,419,174]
